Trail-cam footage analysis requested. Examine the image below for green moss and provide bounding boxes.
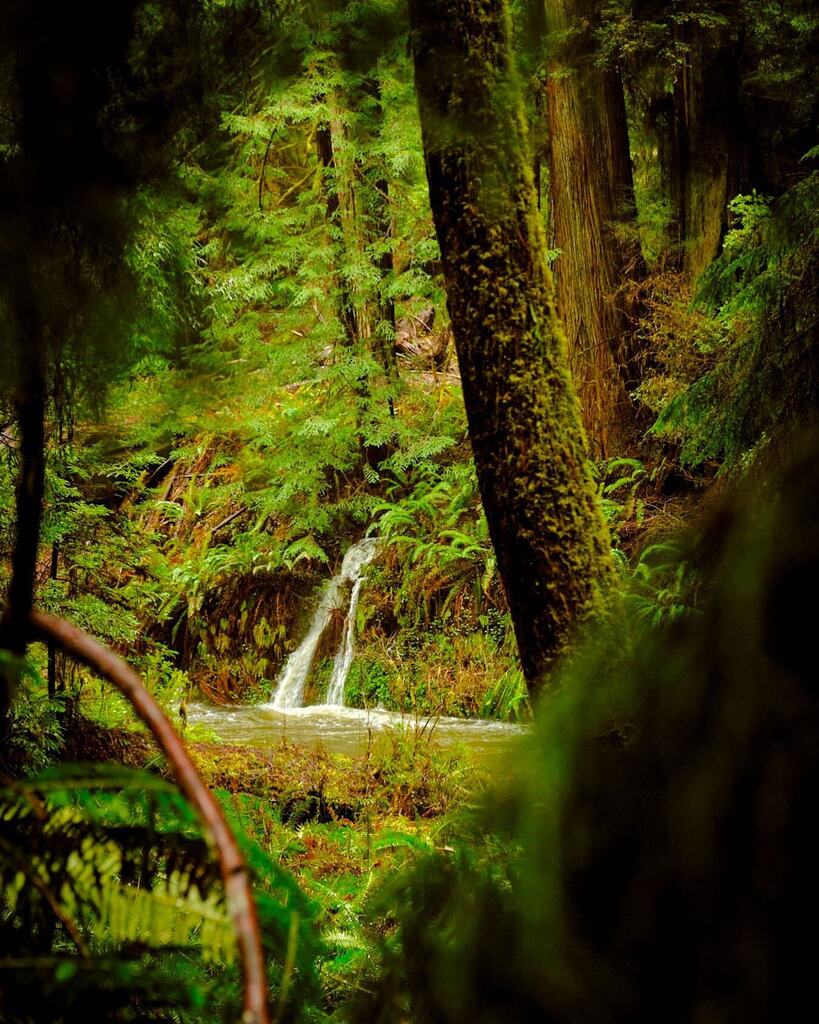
[410,0,615,691]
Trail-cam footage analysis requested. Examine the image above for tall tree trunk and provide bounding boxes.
[358,74,397,423]
[47,541,60,697]
[360,76,398,416]
[408,0,614,691]
[316,116,360,348]
[0,299,46,734]
[670,20,751,284]
[545,0,645,459]
[371,172,396,375]
[369,167,397,418]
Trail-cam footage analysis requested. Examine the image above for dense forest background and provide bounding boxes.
[1,0,817,1021]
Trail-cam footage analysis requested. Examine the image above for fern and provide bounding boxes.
[650,174,819,468]
[0,765,235,1020]
[0,765,325,1021]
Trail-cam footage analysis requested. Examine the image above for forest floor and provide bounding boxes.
[53,708,491,963]
[62,711,481,820]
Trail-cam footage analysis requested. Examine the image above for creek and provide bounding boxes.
[190,537,527,757]
[187,701,527,758]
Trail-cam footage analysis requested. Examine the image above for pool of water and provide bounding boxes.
[187,702,528,759]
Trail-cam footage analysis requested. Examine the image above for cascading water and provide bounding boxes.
[269,537,378,710]
[326,571,366,706]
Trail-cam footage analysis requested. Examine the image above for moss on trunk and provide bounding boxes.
[408,0,614,692]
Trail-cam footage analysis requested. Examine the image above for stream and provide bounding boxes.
[188,537,527,758]
[187,702,528,759]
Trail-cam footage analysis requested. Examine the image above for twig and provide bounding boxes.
[211,508,243,535]
[274,169,314,207]
[258,131,276,213]
[29,610,270,1024]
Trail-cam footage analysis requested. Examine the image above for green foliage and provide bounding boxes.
[649,175,819,467]
[372,460,500,628]
[626,540,697,624]
[1,659,65,773]
[479,667,529,723]
[0,764,233,1021]
[346,436,819,1023]
[594,457,648,563]
[0,763,326,1022]
[2,1,818,1018]
[343,656,393,708]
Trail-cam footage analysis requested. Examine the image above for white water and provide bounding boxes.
[269,537,378,709]
[326,572,366,705]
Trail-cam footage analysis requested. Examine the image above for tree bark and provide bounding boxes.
[46,542,61,697]
[369,168,397,419]
[316,116,360,348]
[0,301,46,734]
[408,0,614,691]
[670,19,751,284]
[362,77,398,384]
[545,0,645,458]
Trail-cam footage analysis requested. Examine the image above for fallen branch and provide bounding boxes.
[212,508,244,535]
[29,610,270,1024]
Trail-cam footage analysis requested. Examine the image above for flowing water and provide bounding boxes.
[187,701,528,759]
[196,535,527,759]
[326,571,367,705]
[270,537,379,709]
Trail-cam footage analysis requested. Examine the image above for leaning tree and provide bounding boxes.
[408,0,614,691]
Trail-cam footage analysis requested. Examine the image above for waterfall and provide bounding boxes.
[269,537,378,709]
[326,572,366,705]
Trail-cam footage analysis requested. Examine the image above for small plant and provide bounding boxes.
[1,658,65,773]
[627,540,697,625]
[480,668,530,723]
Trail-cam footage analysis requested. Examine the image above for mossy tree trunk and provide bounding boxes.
[545,0,645,458]
[408,0,614,691]
[370,172,397,378]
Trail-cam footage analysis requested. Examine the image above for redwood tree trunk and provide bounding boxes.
[409,0,614,690]
[545,0,645,458]
[670,20,751,283]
